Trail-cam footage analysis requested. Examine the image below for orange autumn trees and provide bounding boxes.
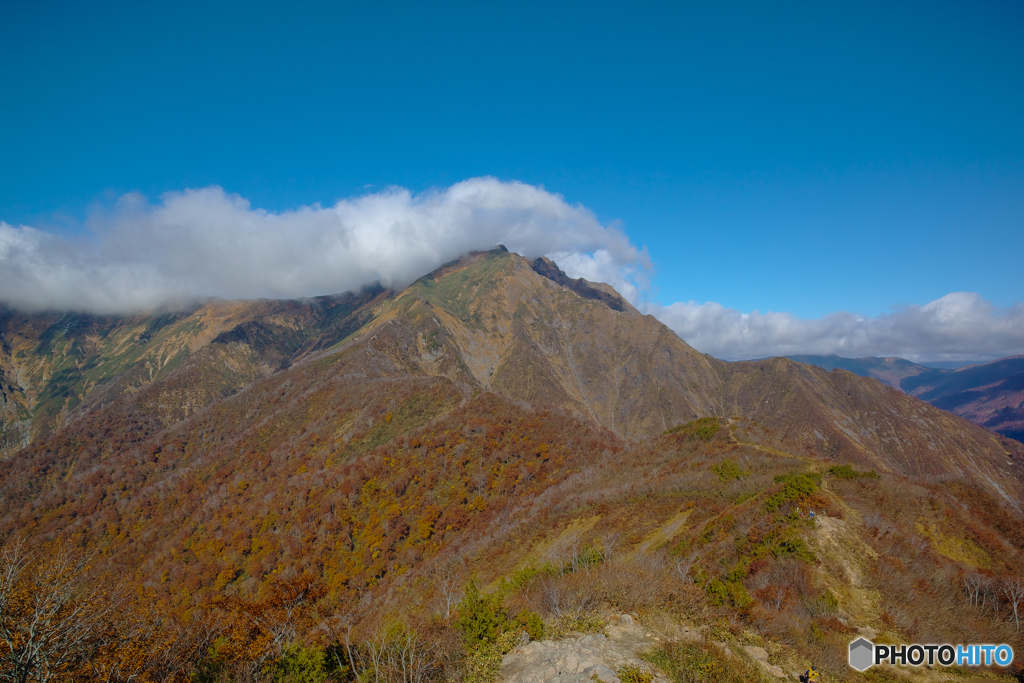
[0,381,622,623]
[0,539,180,683]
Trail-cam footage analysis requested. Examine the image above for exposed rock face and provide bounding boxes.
[530,257,627,312]
[742,645,786,678]
[500,617,667,683]
[499,615,793,683]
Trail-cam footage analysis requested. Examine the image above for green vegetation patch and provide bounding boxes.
[665,417,721,442]
[455,577,545,682]
[456,578,545,646]
[712,459,749,482]
[706,577,753,608]
[456,578,508,646]
[404,251,511,328]
[644,639,767,683]
[616,664,654,683]
[765,473,818,512]
[544,613,605,639]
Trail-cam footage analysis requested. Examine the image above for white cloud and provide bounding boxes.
[0,178,647,314]
[647,293,1024,362]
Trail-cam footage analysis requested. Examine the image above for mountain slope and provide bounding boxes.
[788,354,1024,442]
[719,357,1023,502]
[0,287,387,456]
[2,249,1023,499]
[785,354,939,389]
[1,249,1023,680]
[356,252,724,439]
[2,386,1022,681]
[901,356,1024,442]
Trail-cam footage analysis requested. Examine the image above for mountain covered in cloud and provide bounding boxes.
[787,354,1024,442]
[2,178,1023,363]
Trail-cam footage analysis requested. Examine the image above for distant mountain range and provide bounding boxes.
[786,354,1024,442]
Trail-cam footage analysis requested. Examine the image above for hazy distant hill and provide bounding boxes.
[787,354,1024,442]
[783,354,938,388]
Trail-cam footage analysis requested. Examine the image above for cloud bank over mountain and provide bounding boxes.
[1,178,1022,361]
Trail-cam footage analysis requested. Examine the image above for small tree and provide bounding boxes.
[673,551,700,584]
[0,539,125,683]
[600,532,620,563]
[963,572,995,613]
[345,622,438,683]
[430,566,465,620]
[454,579,506,646]
[1001,576,1024,633]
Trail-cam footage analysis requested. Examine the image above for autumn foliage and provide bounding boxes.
[0,357,1022,681]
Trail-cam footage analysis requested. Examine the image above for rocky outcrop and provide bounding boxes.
[500,615,668,683]
[499,614,795,683]
[742,645,786,679]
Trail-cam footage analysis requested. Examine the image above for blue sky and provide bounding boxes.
[2,1,1023,360]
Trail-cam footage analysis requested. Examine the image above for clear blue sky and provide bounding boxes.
[2,0,1022,319]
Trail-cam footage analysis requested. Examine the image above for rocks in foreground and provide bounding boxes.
[500,615,668,683]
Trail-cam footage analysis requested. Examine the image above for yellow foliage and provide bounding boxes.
[915,520,990,568]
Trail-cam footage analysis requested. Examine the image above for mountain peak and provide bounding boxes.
[352,249,720,439]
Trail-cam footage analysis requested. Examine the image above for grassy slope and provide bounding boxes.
[717,357,1024,506]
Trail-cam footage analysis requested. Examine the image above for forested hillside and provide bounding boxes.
[1,250,1022,682]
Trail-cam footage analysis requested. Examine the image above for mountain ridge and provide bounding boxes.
[787,353,1024,442]
[2,249,1021,500]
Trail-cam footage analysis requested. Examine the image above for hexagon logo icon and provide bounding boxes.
[849,638,874,671]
